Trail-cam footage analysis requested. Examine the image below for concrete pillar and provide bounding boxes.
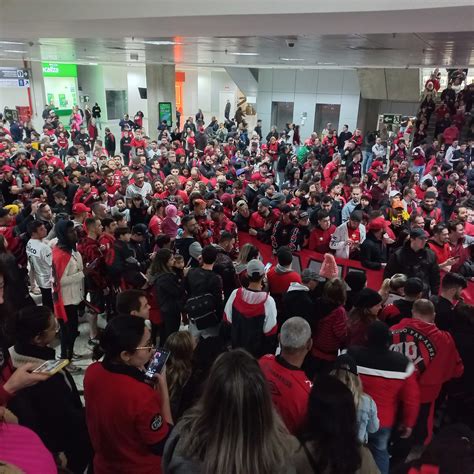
[145,64,175,136]
[28,60,47,130]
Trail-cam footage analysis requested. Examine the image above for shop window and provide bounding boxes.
[271,101,294,132]
[106,90,128,120]
[314,103,340,134]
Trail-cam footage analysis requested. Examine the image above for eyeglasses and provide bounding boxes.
[135,340,155,351]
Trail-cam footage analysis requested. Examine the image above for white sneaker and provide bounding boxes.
[67,363,82,374]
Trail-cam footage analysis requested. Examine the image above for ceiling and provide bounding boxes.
[0,32,473,69]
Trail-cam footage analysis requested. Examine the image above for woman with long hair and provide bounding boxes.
[84,316,172,474]
[163,349,297,474]
[294,375,379,474]
[8,305,92,472]
[163,331,195,420]
[347,288,383,346]
[150,249,184,344]
[234,243,259,286]
[330,354,379,444]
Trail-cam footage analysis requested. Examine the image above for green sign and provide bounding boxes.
[42,63,78,77]
[383,114,402,125]
[159,102,172,127]
[58,93,67,108]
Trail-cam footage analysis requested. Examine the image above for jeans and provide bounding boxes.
[362,151,373,175]
[59,304,79,359]
[368,427,392,474]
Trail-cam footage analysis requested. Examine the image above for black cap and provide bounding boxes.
[410,228,428,240]
[354,288,382,309]
[334,354,358,375]
[132,223,148,236]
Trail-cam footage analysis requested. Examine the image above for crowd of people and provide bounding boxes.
[0,72,473,474]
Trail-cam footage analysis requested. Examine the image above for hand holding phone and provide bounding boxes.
[145,349,170,381]
[32,359,70,376]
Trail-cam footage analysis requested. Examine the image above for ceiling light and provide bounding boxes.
[143,41,183,46]
[84,55,99,59]
[4,50,26,53]
[229,52,259,56]
[0,41,25,45]
[88,62,98,66]
[280,58,305,61]
[317,62,335,65]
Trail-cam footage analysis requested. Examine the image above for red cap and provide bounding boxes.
[371,160,383,169]
[72,203,91,214]
[251,173,262,182]
[367,217,386,232]
[1,165,15,173]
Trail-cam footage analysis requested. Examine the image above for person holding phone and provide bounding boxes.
[84,316,172,474]
[8,305,92,473]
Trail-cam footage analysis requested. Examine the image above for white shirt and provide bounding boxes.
[26,238,52,288]
[126,182,153,205]
[372,143,386,158]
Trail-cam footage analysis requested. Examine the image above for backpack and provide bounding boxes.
[184,293,219,330]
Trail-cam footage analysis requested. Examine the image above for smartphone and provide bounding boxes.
[264,263,272,274]
[145,349,170,380]
[32,359,70,375]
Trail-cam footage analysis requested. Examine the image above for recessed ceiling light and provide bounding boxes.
[0,41,25,45]
[143,41,183,46]
[280,58,305,61]
[4,50,26,53]
[229,52,259,56]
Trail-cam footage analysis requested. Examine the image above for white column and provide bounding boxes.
[145,64,175,137]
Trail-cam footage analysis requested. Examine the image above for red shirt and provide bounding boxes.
[158,189,189,204]
[259,355,312,435]
[428,240,451,265]
[308,225,336,253]
[266,267,302,296]
[312,305,348,361]
[84,362,170,474]
[390,318,464,403]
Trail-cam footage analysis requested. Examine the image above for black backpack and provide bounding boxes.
[184,293,219,330]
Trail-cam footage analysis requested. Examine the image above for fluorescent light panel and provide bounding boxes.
[229,52,259,56]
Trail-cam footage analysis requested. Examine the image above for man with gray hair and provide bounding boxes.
[259,317,313,435]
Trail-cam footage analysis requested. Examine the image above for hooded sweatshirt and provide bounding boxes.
[282,282,316,325]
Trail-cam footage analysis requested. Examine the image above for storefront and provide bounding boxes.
[41,63,78,122]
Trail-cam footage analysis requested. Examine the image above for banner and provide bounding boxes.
[238,232,474,304]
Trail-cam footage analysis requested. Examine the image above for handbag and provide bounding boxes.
[184,293,219,330]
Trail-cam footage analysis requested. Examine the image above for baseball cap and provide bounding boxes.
[236,200,247,208]
[259,198,271,207]
[189,241,203,260]
[301,268,324,283]
[236,168,246,177]
[333,354,358,376]
[132,223,148,236]
[410,228,428,240]
[367,217,386,232]
[72,203,90,214]
[389,190,401,198]
[392,199,404,209]
[247,259,265,278]
[1,165,15,173]
[272,193,285,203]
[298,210,309,219]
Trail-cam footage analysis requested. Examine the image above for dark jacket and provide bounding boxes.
[8,344,92,473]
[360,232,388,270]
[154,272,184,320]
[282,282,316,326]
[184,267,224,319]
[213,247,239,302]
[384,242,440,295]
